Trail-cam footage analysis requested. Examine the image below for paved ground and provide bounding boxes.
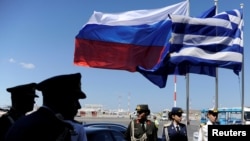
[75,116,200,141]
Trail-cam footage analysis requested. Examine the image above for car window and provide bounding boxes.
[91,131,113,141]
[111,131,126,141]
[88,125,126,134]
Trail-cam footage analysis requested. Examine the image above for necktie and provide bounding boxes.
[176,125,180,133]
[142,123,146,132]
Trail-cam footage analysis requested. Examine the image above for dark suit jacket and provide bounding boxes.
[4,107,72,141]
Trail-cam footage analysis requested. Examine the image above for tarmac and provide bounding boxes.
[75,115,200,141]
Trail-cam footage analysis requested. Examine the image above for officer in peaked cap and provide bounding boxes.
[36,72,86,99]
[208,108,219,115]
[125,104,157,141]
[5,73,87,141]
[7,83,38,97]
[135,104,150,115]
[198,108,219,141]
[0,83,38,141]
[162,107,188,141]
[170,107,183,115]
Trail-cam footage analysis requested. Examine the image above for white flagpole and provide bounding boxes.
[214,0,219,109]
[240,3,244,124]
[174,75,177,107]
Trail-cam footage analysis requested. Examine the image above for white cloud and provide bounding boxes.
[19,62,35,69]
[8,58,35,69]
[8,58,16,63]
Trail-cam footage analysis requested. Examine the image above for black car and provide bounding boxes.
[83,122,162,141]
[83,122,127,134]
[85,127,127,141]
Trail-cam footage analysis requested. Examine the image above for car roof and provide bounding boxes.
[83,122,126,127]
[85,127,127,141]
[83,122,127,134]
[85,126,116,132]
[83,122,127,129]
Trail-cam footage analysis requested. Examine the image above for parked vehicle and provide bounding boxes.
[83,122,127,134]
[83,122,162,141]
[85,127,126,141]
[160,109,170,121]
[193,107,250,141]
[200,107,250,125]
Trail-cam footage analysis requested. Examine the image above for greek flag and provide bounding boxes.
[169,9,243,75]
[137,6,216,88]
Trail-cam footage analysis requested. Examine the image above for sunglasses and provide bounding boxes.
[211,113,218,117]
[175,113,182,117]
[137,111,145,114]
[208,111,218,116]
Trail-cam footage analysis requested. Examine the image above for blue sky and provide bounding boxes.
[0,0,249,113]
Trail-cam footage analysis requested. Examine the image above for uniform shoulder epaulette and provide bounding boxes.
[72,120,82,124]
[163,122,171,127]
[179,122,185,126]
[200,123,206,127]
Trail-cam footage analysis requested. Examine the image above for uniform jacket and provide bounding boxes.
[4,107,73,141]
[64,120,87,141]
[197,120,215,141]
[0,113,14,141]
[124,119,158,141]
[162,122,188,141]
[0,110,26,141]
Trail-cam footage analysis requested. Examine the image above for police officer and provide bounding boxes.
[197,108,219,141]
[0,83,38,141]
[162,107,188,141]
[124,104,158,141]
[5,73,87,141]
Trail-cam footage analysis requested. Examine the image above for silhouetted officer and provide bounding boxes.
[5,73,87,141]
[0,83,38,141]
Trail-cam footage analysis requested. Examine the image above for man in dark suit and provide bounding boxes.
[0,83,38,141]
[5,73,87,141]
[162,107,188,141]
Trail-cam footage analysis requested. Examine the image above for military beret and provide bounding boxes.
[6,83,38,97]
[135,104,150,112]
[36,73,86,99]
[170,107,183,114]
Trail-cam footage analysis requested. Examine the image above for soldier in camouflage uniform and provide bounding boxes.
[125,104,158,141]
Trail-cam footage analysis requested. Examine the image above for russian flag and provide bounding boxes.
[74,1,187,72]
